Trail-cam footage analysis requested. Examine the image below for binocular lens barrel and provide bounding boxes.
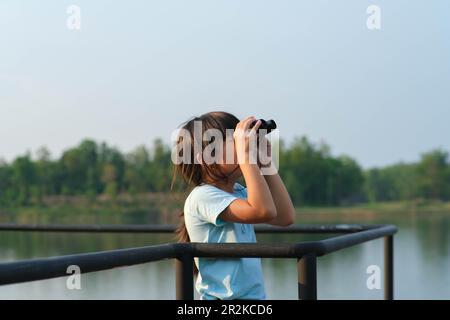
[250,119,277,133]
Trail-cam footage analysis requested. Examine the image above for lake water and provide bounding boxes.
[0,209,449,299]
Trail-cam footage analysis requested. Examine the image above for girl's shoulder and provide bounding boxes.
[183,183,247,214]
[188,182,246,198]
[183,184,215,215]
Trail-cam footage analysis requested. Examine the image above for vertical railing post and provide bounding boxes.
[384,235,394,300]
[176,254,194,300]
[298,253,317,300]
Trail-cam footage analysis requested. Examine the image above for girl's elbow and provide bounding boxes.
[284,217,294,226]
[281,210,295,226]
[261,208,277,221]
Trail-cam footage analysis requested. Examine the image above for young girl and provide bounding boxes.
[172,111,295,300]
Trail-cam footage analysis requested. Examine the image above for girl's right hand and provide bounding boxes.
[233,116,262,165]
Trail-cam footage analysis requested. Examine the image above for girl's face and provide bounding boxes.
[217,138,241,180]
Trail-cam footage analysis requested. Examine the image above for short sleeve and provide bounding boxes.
[235,183,248,198]
[187,185,239,226]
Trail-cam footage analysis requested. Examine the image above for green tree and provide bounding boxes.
[416,149,449,200]
[10,154,35,205]
[124,145,151,193]
[101,163,118,200]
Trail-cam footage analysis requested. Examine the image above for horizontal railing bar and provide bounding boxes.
[0,243,179,286]
[317,225,398,255]
[0,223,369,234]
[0,224,397,286]
[0,242,311,285]
[189,242,320,258]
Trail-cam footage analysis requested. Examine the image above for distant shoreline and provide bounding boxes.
[1,195,449,221]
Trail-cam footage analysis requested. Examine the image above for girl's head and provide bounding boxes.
[172,111,241,256]
[171,111,241,189]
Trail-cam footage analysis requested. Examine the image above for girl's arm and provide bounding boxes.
[256,134,295,226]
[263,169,295,226]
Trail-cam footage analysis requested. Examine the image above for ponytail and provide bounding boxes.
[175,210,190,243]
[174,210,199,276]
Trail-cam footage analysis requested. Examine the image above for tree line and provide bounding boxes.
[0,137,449,207]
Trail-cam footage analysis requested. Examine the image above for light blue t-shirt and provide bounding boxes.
[184,182,266,300]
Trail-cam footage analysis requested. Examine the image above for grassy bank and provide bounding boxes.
[1,194,449,225]
[296,199,450,214]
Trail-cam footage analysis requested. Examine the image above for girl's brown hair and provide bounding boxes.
[171,112,240,268]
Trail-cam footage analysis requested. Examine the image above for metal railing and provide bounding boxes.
[0,223,397,300]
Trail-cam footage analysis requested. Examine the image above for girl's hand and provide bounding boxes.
[234,116,261,165]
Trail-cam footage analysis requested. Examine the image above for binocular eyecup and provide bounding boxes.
[249,119,277,134]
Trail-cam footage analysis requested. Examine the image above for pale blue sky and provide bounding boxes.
[1,1,449,168]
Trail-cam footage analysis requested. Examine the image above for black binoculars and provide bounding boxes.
[250,119,277,134]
